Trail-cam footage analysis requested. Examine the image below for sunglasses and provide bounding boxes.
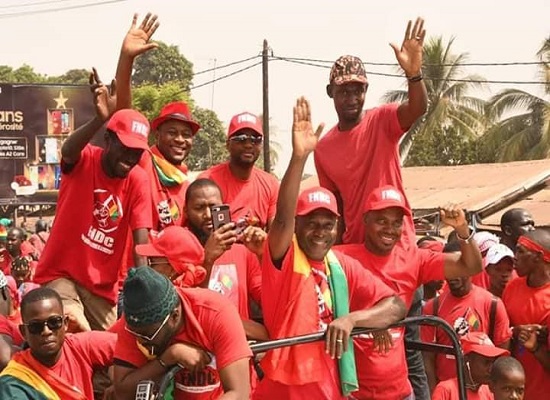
[230,134,263,145]
[125,312,171,342]
[23,315,66,335]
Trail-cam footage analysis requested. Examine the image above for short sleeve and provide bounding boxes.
[417,249,446,286]
[68,331,117,368]
[491,298,512,346]
[128,167,153,231]
[206,302,252,369]
[379,103,406,143]
[61,143,93,174]
[313,150,338,193]
[267,179,279,222]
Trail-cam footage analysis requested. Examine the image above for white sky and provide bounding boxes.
[1,0,549,177]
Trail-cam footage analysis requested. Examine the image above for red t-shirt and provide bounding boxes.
[198,163,279,229]
[502,277,550,400]
[257,244,394,400]
[314,104,413,245]
[0,314,24,346]
[33,145,152,304]
[422,285,512,382]
[114,287,252,400]
[9,331,115,400]
[207,244,262,320]
[0,241,37,276]
[336,244,445,399]
[432,379,493,400]
[28,232,49,258]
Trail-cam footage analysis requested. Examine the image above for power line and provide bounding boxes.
[0,0,126,18]
[272,56,548,85]
[0,0,77,10]
[194,55,260,76]
[276,55,548,67]
[189,60,263,91]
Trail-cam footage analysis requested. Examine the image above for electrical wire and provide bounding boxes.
[189,60,263,91]
[194,55,260,76]
[276,55,548,67]
[0,0,77,10]
[0,0,126,18]
[272,56,548,85]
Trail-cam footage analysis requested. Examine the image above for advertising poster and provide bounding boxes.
[0,84,97,198]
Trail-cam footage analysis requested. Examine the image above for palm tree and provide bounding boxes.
[481,36,550,161]
[382,36,488,163]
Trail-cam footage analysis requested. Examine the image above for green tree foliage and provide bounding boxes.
[383,36,488,165]
[50,69,90,84]
[0,64,46,83]
[132,41,194,90]
[186,107,228,171]
[404,126,478,166]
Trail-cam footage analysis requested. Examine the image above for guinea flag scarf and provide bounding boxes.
[261,237,358,396]
[0,350,86,400]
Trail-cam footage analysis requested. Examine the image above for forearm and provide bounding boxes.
[113,361,168,399]
[406,78,428,117]
[349,296,407,329]
[242,319,269,341]
[61,116,104,164]
[115,51,134,110]
[132,228,149,267]
[269,154,308,258]
[456,225,483,275]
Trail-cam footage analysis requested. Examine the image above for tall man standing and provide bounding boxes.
[33,70,152,332]
[314,17,428,246]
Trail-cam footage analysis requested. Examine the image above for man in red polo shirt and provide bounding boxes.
[33,70,152,332]
[314,17,428,246]
[502,229,550,400]
[113,267,252,400]
[199,112,279,230]
[336,185,483,399]
[255,97,406,400]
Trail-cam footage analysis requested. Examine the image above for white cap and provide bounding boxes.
[485,243,514,266]
[473,231,500,253]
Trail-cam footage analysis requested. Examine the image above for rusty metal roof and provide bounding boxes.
[300,159,550,225]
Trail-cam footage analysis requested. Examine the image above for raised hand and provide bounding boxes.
[121,13,160,58]
[89,68,117,122]
[203,223,238,266]
[439,203,468,232]
[390,17,425,77]
[292,97,324,158]
[240,226,267,257]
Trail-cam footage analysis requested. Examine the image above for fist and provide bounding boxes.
[439,203,468,230]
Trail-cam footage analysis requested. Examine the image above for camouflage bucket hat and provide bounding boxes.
[329,55,368,85]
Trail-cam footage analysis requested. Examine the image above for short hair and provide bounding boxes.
[443,240,461,253]
[490,356,524,382]
[20,287,63,320]
[8,227,25,240]
[35,219,48,233]
[185,178,222,205]
[500,208,529,230]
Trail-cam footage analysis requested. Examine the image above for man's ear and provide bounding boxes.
[503,225,512,236]
[326,84,333,98]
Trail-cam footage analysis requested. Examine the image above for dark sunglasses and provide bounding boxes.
[230,134,263,145]
[23,315,66,335]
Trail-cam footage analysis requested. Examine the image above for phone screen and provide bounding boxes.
[210,205,231,231]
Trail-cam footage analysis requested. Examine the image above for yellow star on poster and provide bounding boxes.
[54,91,68,109]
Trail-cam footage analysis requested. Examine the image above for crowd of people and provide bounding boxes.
[0,12,548,400]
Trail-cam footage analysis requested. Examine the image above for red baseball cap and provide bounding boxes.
[227,112,263,138]
[297,187,340,217]
[106,109,150,150]
[461,332,510,358]
[136,226,205,274]
[364,185,412,216]
[151,101,201,134]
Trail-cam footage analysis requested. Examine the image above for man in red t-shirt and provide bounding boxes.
[1,228,37,276]
[28,220,49,259]
[183,178,266,340]
[255,98,406,400]
[314,18,428,246]
[114,14,198,232]
[336,186,483,399]
[198,112,279,230]
[113,266,252,400]
[502,230,550,400]
[422,242,511,392]
[33,70,152,332]
[0,287,116,399]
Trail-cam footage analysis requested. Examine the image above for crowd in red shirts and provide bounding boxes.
[0,12,548,400]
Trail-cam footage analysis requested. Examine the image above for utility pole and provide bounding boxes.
[262,39,270,173]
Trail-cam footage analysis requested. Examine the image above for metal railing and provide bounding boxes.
[154,316,466,400]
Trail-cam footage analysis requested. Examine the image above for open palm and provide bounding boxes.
[89,68,117,122]
[121,13,159,58]
[390,17,425,76]
[292,97,324,157]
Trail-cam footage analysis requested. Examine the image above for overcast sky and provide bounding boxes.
[1,0,548,176]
